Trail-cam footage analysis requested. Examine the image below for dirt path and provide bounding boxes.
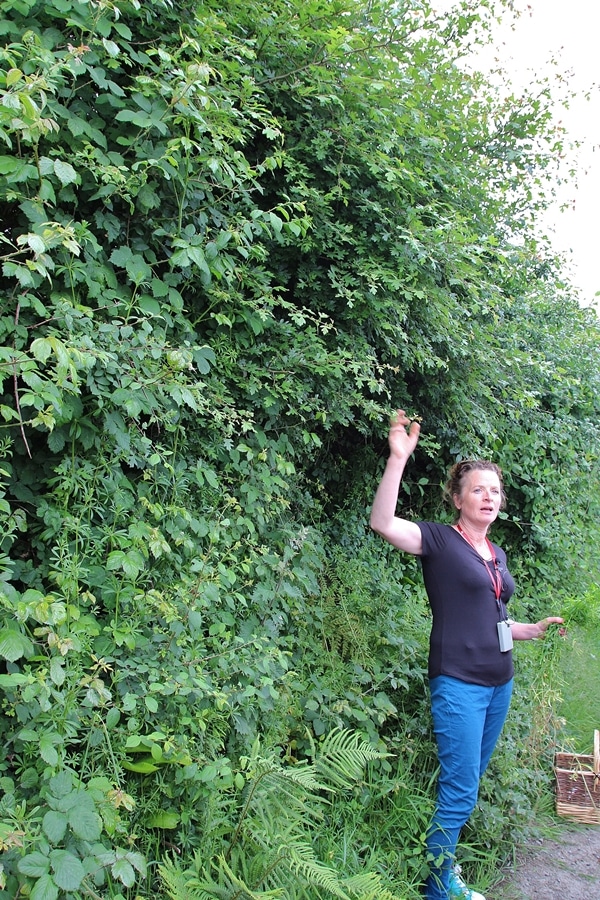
[489,822,600,899]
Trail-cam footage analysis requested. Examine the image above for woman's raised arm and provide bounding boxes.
[370,410,423,555]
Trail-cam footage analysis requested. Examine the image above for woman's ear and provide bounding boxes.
[453,493,461,510]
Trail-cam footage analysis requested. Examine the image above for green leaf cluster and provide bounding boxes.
[159,729,393,900]
[0,0,599,897]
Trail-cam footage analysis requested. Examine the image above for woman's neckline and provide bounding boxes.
[453,522,493,561]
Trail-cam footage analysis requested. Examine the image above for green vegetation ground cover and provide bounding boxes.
[0,0,599,898]
[557,589,600,754]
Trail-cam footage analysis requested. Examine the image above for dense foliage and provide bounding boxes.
[1,0,599,897]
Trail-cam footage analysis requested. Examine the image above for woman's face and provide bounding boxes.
[453,469,502,529]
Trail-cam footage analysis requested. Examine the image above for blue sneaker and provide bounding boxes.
[448,865,486,900]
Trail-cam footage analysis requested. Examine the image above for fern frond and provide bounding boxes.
[232,761,326,851]
[159,857,207,900]
[216,853,286,900]
[159,731,395,900]
[249,758,323,792]
[159,853,286,900]
[315,727,388,790]
[342,872,402,900]
[284,840,351,900]
[249,769,328,819]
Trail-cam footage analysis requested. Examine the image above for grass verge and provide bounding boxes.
[557,622,600,753]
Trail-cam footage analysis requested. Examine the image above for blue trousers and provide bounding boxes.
[425,675,513,900]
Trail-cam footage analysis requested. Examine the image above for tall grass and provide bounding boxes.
[555,586,600,752]
[557,605,600,752]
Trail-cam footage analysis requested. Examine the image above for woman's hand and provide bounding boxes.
[389,409,420,460]
[510,616,566,641]
[535,616,566,638]
[370,408,424,555]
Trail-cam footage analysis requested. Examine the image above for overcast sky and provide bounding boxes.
[494,1,600,307]
[438,1,600,306]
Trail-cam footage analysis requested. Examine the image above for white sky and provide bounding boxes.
[492,1,600,307]
[438,1,600,306]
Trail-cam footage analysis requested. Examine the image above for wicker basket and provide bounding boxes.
[554,729,600,825]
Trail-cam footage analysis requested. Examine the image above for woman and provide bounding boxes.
[370,410,563,900]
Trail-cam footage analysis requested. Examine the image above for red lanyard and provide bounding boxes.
[456,523,502,601]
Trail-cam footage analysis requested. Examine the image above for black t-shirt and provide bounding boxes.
[418,522,516,686]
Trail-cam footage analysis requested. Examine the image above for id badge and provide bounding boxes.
[497,620,513,652]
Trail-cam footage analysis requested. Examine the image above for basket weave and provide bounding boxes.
[554,729,600,825]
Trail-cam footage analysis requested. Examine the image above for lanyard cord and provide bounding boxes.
[455,523,504,614]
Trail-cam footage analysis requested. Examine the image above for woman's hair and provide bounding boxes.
[443,459,506,513]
